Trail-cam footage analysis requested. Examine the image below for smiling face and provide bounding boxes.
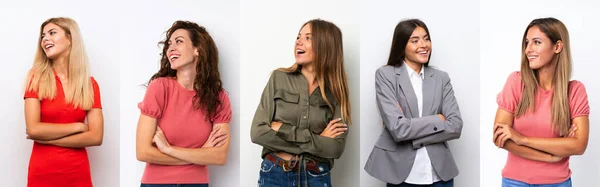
[403,26,431,65]
[295,23,314,65]
[40,23,71,60]
[524,26,562,70]
[167,29,199,70]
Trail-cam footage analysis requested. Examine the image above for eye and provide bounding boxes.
[306,36,311,41]
[176,39,183,44]
[534,41,541,45]
[50,31,56,35]
[296,36,300,40]
[411,39,418,43]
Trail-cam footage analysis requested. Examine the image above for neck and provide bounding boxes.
[404,58,423,74]
[53,56,69,78]
[301,63,316,85]
[537,61,556,91]
[176,64,197,90]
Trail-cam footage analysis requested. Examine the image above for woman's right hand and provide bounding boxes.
[202,125,228,148]
[75,122,88,133]
[320,118,347,138]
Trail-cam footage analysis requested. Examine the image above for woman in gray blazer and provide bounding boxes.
[364,19,463,187]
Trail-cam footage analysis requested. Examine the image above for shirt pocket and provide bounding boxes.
[308,98,334,134]
[273,89,300,124]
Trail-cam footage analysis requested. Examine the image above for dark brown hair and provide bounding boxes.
[149,20,223,120]
[386,19,431,67]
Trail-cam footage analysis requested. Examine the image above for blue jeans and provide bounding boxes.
[387,179,454,187]
[258,155,332,187]
[502,178,572,187]
[140,184,208,187]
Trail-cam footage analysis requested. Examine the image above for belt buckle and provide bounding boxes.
[282,163,291,172]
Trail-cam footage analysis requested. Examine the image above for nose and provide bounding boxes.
[167,43,175,52]
[525,42,533,54]
[295,38,302,46]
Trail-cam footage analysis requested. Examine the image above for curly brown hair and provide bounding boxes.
[148,20,223,120]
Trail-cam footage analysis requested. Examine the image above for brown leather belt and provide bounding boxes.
[265,153,323,173]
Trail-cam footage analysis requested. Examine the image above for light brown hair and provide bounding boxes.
[279,19,352,125]
[516,17,572,136]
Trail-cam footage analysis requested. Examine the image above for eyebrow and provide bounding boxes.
[298,33,312,36]
[410,34,429,39]
[41,28,56,35]
[170,36,184,41]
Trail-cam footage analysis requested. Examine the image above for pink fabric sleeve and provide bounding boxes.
[569,80,590,119]
[138,79,166,119]
[497,71,523,114]
[210,89,232,124]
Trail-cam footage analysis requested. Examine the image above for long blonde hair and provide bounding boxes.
[25,17,94,110]
[279,19,352,125]
[516,17,572,136]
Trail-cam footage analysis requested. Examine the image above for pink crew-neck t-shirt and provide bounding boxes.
[497,71,590,184]
[138,77,232,184]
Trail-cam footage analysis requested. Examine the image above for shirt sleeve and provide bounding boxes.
[91,77,102,109]
[569,81,590,119]
[24,75,39,99]
[138,79,166,119]
[210,90,232,124]
[497,71,523,114]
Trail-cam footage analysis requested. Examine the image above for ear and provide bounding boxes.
[554,40,563,53]
[194,47,199,57]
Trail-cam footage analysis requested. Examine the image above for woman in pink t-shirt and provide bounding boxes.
[493,17,590,187]
[135,21,233,187]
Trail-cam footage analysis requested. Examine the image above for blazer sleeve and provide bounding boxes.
[411,71,463,149]
[376,67,446,143]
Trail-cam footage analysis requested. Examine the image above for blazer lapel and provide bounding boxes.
[422,67,437,116]
[395,65,419,118]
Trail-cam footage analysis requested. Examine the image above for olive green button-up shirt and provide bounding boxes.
[250,70,348,167]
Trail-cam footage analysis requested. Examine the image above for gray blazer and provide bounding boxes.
[364,64,463,184]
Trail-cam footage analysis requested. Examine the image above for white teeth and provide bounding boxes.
[45,44,53,49]
[418,51,428,54]
[169,55,180,60]
[296,49,305,53]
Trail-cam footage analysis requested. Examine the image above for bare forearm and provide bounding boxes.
[27,122,83,140]
[46,131,102,148]
[166,146,228,166]
[137,146,190,165]
[503,140,553,162]
[522,137,586,157]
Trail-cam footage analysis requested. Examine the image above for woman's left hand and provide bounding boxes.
[153,127,172,154]
[493,123,526,147]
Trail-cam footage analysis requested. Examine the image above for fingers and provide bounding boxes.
[568,124,578,137]
[211,132,228,147]
[499,133,510,148]
[326,118,343,129]
[493,126,505,143]
[331,131,344,138]
[330,125,348,135]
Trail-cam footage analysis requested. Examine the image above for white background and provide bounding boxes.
[0,1,121,186]
[239,0,360,186]
[118,0,241,186]
[480,1,600,186]
[360,0,480,186]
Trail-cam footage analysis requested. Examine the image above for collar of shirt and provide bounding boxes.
[404,63,425,80]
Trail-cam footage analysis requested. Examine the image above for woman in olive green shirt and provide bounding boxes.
[250,19,352,187]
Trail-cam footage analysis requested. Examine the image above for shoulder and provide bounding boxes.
[568,80,587,98]
[147,77,176,92]
[376,65,396,75]
[426,67,449,80]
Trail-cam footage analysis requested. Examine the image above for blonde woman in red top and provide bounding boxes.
[23,17,103,187]
[493,17,590,186]
[135,21,232,187]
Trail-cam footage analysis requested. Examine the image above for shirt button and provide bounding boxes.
[306,102,309,105]
[303,116,307,119]
[433,127,438,131]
